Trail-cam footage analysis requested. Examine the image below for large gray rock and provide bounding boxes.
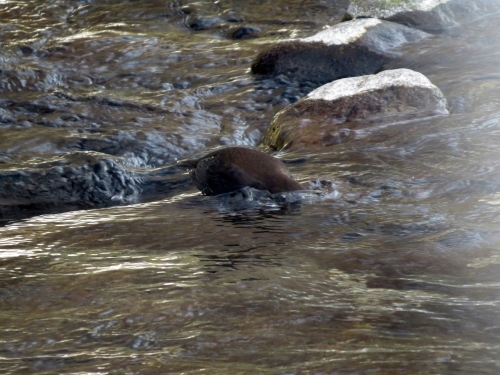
[345,0,499,31]
[251,18,428,84]
[262,69,448,150]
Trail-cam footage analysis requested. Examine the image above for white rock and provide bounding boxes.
[307,69,440,101]
[263,69,449,150]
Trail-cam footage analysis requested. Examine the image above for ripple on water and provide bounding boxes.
[2,1,500,374]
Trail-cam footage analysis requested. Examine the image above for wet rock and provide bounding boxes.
[18,45,35,56]
[0,108,14,123]
[186,7,244,31]
[0,65,66,93]
[345,0,499,31]
[0,152,142,211]
[262,69,448,150]
[74,130,186,168]
[251,18,428,84]
[188,16,222,31]
[229,26,261,39]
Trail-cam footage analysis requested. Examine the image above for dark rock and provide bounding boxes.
[18,45,35,55]
[0,152,142,212]
[262,69,448,150]
[188,17,222,30]
[252,40,385,85]
[0,65,66,93]
[0,108,14,123]
[251,18,428,84]
[230,26,261,39]
[187,9,243,31]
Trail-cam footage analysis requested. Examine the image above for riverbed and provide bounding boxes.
[1,1,500,374]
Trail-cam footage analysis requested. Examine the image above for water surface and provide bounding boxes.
[1,1,500,374]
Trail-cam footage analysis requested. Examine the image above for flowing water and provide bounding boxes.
[1,1,500,374]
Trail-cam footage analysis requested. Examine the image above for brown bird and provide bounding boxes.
[180,147,304,196]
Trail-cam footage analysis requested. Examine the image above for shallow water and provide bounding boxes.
[1,1,500,374]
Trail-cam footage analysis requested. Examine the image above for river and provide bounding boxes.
[1,1,500,374]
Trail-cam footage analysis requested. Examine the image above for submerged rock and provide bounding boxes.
[251,18,428,84]
[0,152,142,213]
[229,25,261,39]
[262,69,448,150]
[345,0,499,31]
[0,108,14,124]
